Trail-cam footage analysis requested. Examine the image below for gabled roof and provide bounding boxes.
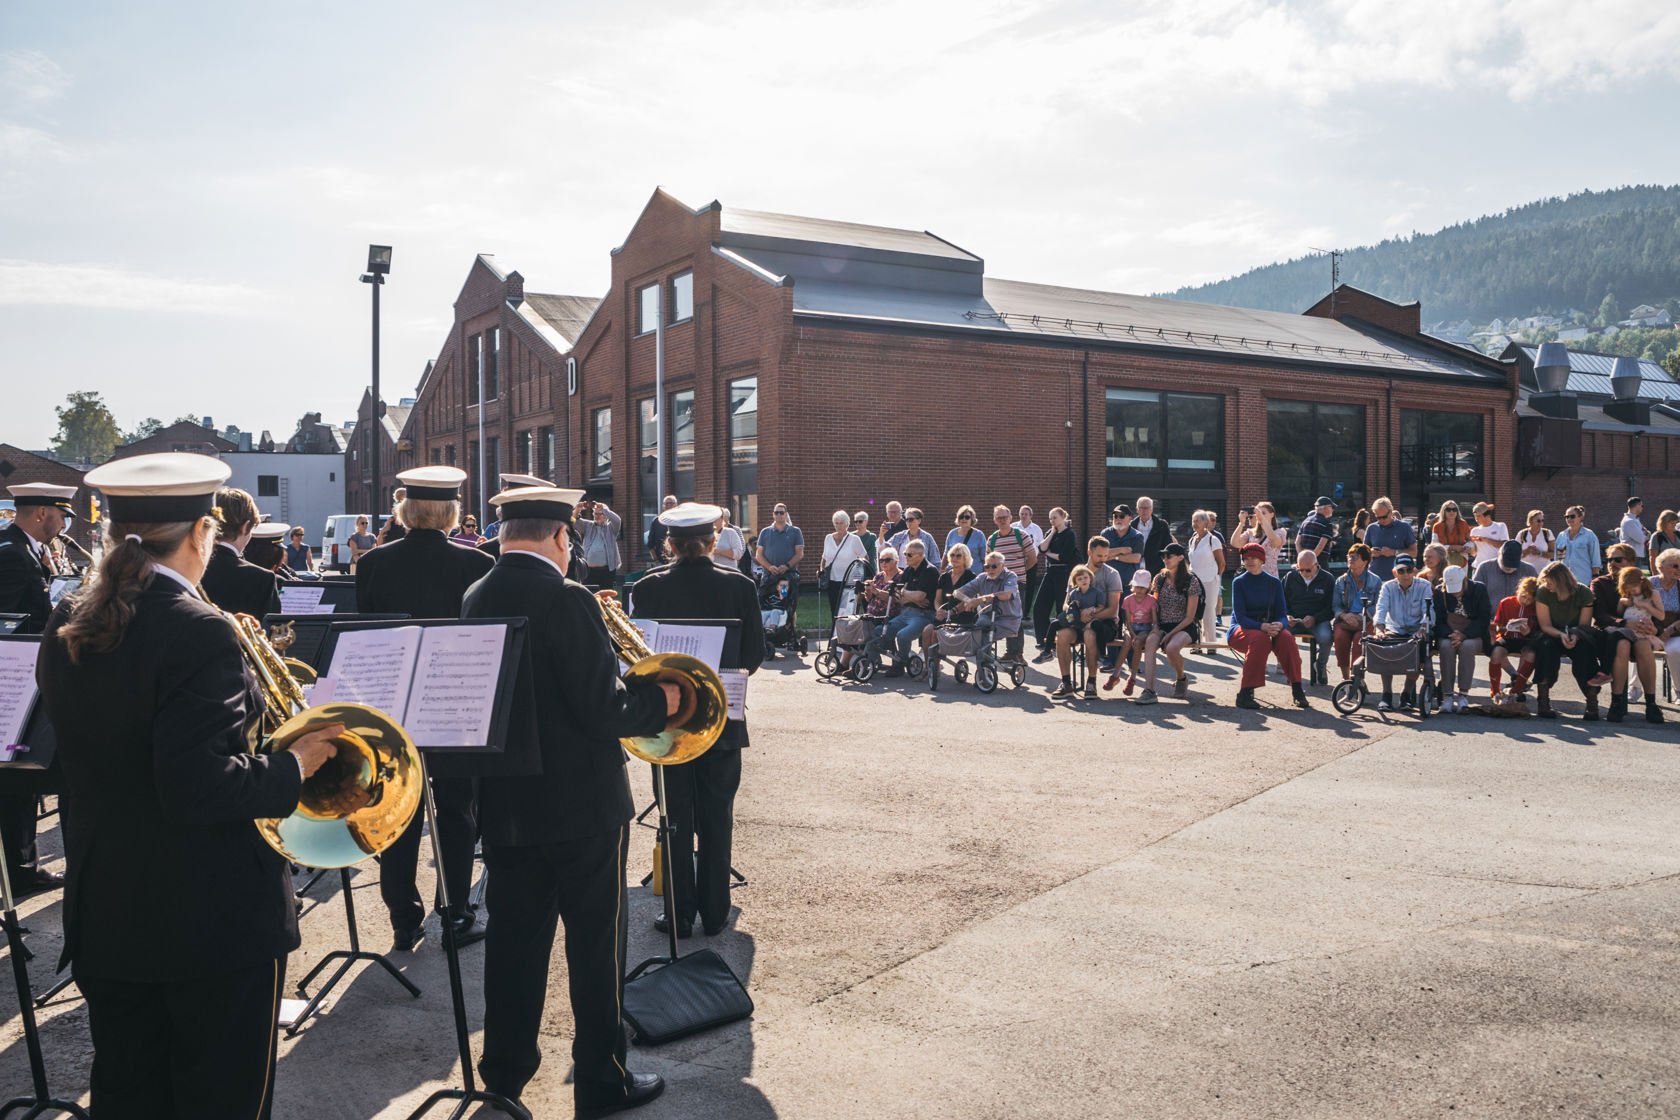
[717,204,983,296]
[719,207,980,263]
[381,405,411,442]
[519,293,600,352]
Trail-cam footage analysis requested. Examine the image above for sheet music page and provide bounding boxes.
[403,624,507,747]
[650,624,726,671]
[622,619,660,673]
[278,586,331,614]
[325,627,422,720]
[0,642,40,753]
[719,668,748,721]
[49,577,81,606]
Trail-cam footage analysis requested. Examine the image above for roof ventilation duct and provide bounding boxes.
[1611,356,1643,401]
[1529,341,1577,419]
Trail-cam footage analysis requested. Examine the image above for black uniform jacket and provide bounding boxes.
[626,556,766,750]
[200,543,281,620]
[0,521,53,633]
[356,527,495,619]
[481,530,592,583]
[461,552,666,847]
[36,575,303,980]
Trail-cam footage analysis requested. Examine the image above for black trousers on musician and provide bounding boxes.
[75,956,285,1120]
[380,775,478,931]
[0,791,39,874]
[479,825,631,1107]
[662,747,743,931]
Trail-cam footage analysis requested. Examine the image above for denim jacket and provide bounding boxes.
[1333,568,1383,618]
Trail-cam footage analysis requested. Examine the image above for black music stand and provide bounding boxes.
[0,859,91,1120]
[634,798,746,891]
[286,865,420,1036]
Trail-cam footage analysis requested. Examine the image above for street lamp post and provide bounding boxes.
[361,245,392,514]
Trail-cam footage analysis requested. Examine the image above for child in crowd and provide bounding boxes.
[1489,576,1539,699]
[1059,565,1104,631]
[1106,569,1158,694]
[1618,565,1665,702]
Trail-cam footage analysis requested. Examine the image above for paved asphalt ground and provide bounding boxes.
[3,643,1678,1118]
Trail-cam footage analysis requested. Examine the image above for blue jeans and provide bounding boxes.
[879,609,934,659]
[1292,621,1334,675]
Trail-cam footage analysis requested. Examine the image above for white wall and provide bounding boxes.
[222,452,344,549]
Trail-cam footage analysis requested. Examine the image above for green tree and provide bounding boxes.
[121,416,165,444]
[1597,292,1621,327]
[51,391,121,464]
[1664,350,1680,380]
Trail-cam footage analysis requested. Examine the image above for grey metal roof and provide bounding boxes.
[1514,344,1680,401]
[380,405,411,442]
[1514,389,1680,434]
[720,208,979,262]
[779,273,1504,381]
[520,293,599,351]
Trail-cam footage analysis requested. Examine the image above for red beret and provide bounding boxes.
[1240,543,1267,560]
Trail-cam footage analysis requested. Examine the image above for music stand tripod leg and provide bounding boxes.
[626,764,681,983]
[287,865,421,1037]
[403,755,529,1120]
[0,859,92,1120]
[31,972,76,1010]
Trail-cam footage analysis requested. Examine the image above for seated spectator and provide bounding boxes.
[1052,537,1121,700]
[1472,539,1538,615]
[945,506,987,571]
[1283,547,1335,685]
[1588,545,1654,722]
[921,543,979,664]
[1488,577,1540,702]
[1363,496,1416,582]
[1517,509,1555,568]
[1433,565,1491,712]
[1652,548,1680,708]
[1332,543,1382,682]
[887,508,941,568]
[820,510,868,618]
[840,548,901,672]
[1136,542,1203,703]
[1373,554,1432,712]
[1229,543,1308,710]
[875,539,939,677]
[1056,565,1104,650]
[1433,501,1472,567]
[1616,563,1665,723]
[1294,496,1338,561]
[952,550,1025,662]
[1468,502,1508,568]
[1105,569,1156,696]
[1531,560,1602,720]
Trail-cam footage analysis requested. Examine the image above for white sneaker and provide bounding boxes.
[1456,694,1469,713]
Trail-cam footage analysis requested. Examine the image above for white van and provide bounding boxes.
[321,514,389,572]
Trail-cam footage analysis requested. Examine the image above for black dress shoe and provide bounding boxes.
[652,913,693,938]
[576,1072,665,1119]
[448,909,487,947]
[702,919,727,936]
[8,868,64,897]
[393,925,425,952]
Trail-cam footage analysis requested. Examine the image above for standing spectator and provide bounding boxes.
[1420,512,1439,552]
[1363,496,1417,582]
[945,506,988,570]
[953,550,1025,663]
[1531,560,1602,720]
[1433,501,1471,567]
[1331,543,1382,682]
[576,500,623,588]
[1033,508,1081,661]
[1228,543,1308,710]
[712,507,747,572]
[1372,554,1432,712]
[1186,510,1225,646]
[1620,497,1648,562]
[1100,505,1144,590]
[1351,507,1372,541]
[1051,537,1121,700]
[646,494,678,561]
[1517,509,1555,568]
[1137,543,1203,702]
[887,508,941,567]
[987,504,1038,591]
[755,502,805,584]
[1132,496,1173,574]
[376,487,408,544]
[852,511,877,572]
[819,510,868,618]
[1557,505,1601,587]
[1241,501,1285,578]
[1487,577,1540,702]
[1648,510,1680,573]
[880,500,907,542]
[347,516,378,567]
[1467,502,1508,568]
[1294,496,1338,560]
[1283,547,1335,685]
[285,526,314,573]
[451,515,487,546]
[1433,565,1491,712]
[1013,505,1047,623]
[1472,539,1537,623]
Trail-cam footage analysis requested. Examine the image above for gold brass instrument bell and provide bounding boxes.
[223,606,422,868]
[598,593,728,765]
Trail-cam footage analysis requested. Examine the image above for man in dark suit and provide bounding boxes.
[1134,495,1175,575]
[0,482,76,895]
[463,484,677,1117]
[627,502,765,937]
[356,465,495,948]
[200,487,282,620]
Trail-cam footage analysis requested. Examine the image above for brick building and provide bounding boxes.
[554,190,1518,566]
[344,390,410,518]
[401,255,599,520]
[0,444,94,547]
[110,419,237,460]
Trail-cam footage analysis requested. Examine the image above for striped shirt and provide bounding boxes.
[988,527,1034,581]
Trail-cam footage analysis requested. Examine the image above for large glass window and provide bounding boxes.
[467,334,481,405]
[485,327,500,401]
[516,428,532,475]
[1104,389,1224,526]
[668,389,695,504]
[1267,401,1365,523]
[538,426,553,480]
[639,398,658,544]
[669,271,694,323]
[729,377,758,532]
[592,408,612,479]
[637,285,660,335]
[1399,409,1483,515]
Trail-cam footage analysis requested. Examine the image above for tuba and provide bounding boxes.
[220,606,423,868]
[598,593,728,765]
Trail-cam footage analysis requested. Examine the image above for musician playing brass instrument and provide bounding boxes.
[36,453,340,1118]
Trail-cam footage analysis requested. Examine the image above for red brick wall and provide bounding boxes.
[1514,428,1680,529]
[1303,287,1421,336]
[0,443,94,547]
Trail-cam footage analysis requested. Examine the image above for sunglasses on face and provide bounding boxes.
[985,563,1003,571]
[959,514,972,520]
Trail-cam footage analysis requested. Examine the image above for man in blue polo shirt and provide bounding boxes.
[1295,496,1338,560]
[1363,496,1416,583]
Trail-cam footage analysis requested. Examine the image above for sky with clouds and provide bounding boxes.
[4,0,1679,449]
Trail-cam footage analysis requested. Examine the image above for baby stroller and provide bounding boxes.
[759,570,808,656]
[928,607,1026,693]
[1331,626,1436,717]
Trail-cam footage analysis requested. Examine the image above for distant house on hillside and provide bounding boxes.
[1557,327,1589,342]
[1619,307,1672,328]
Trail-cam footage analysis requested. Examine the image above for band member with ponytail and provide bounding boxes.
[199,486,282,620]
[36,453,340,1118]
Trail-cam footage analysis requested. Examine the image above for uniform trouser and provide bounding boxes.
[662,747,743,930]
[1229,627,1302,688]
[1438,636,1484,693]
[0,791,38,872]
[479,827,631,1107]
[380,775,477,930]
[76,956,285,1120]
[1034,566,1071,648]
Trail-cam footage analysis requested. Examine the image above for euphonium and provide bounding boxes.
[598,593,728,765]
[221,607,423,868]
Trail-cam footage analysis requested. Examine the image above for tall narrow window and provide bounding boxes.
[467,334,482,405]
[516,429,532,475]
[669,271,694,323]
[485,327,500,401]
[639,398,658,543]
[668,389,694,504]
[728,377,758,532]
[637,285,660,335]
[592,408,612,478]
[486,436,500,478]
[538,426,554,480]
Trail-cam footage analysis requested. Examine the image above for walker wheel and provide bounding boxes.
[929,657,941,691]
[1331,680,1363,714]
[1010,662,1027,687]
[907,654,926,680]
[976,664,999,693]
[955,661,970,684]
[853,657,876,682]
[814,650,840,679]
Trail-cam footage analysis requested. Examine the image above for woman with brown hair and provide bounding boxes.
[198,486,281,620]
[1433,501,1471,567]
